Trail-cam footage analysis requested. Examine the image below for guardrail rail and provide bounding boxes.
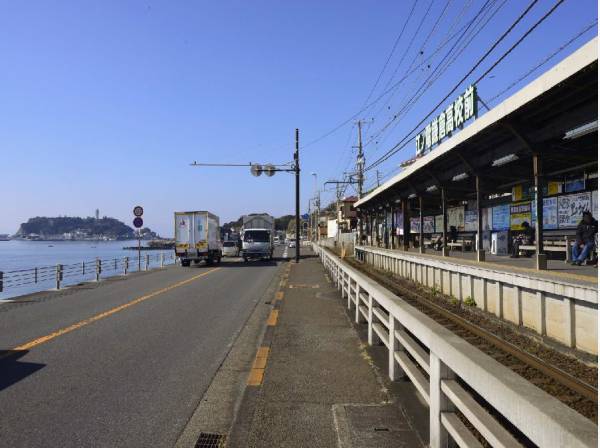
[313,243,597,448]
[0,252,176,299]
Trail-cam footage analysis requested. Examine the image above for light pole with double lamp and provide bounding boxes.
[190,129,301,263]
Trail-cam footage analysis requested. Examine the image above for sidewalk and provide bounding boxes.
[228,251,425,447]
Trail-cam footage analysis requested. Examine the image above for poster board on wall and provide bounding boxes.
[492,204,510,231]
[531,197,558,230]
[410,217,420,233]
[592,190,598,220]
[510,201,532,230]
[447,206,465,230]
[434,215,442,233]
[395,211,403,235]
[558,192,592,228]
[464,210,477,231]
[423,216,435,233]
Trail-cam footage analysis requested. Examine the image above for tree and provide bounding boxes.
[287,218,296,235]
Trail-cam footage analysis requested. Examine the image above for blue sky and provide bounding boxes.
[1,0,597,236]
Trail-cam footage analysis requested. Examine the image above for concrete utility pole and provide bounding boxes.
[295,129,300,263]
[356,120,365,198]
[355,120,366,242]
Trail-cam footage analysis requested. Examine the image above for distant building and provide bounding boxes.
[95,209,100,220]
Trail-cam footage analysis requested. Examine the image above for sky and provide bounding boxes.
[1,0,597,237]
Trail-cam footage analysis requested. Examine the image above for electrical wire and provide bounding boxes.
[365,0,563,172]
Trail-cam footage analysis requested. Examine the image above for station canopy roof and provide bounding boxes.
[356,38,598,211]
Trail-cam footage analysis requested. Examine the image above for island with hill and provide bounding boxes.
[13,216,160,241]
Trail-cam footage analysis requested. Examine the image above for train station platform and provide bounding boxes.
[374,245,597,286]
[228,251,427,447]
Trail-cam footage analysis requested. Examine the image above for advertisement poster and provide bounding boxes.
[531,197,558,230]
[510,201,532,230]
[423,216,435,233]
[435,215,443,233]
[558,192,591,228]
[395,211,403,235]
[492,204,510,231]
[592,190,597,219]
[565,177,585,193]
[447,206,465,230]
[464,210,477,231]
[410,217,420,233]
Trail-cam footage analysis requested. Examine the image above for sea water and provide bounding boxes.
[0,240,174,300]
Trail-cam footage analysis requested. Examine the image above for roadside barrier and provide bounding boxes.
[0,252,176,297]
[353,245,598,355]
[313,243,597,448]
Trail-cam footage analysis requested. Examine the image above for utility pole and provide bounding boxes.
[356,120,365,198]
[376,170,382,187]
[295,128,300,263]
[355,120,366,242]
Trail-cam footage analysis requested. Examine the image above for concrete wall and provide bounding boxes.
[355,246,598,355]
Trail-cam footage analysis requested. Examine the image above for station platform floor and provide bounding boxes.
[358,245,597,287]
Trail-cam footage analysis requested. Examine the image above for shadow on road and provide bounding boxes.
[0,350,45,392]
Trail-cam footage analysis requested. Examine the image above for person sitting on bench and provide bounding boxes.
[510,221,534,258]
[572,211,598,266]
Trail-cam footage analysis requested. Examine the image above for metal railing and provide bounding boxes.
[313,243,597,448]
[0,252,176,297]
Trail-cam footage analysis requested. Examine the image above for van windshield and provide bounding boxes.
[244,230,270,242]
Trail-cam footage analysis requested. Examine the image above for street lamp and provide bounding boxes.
[190,129,301,263]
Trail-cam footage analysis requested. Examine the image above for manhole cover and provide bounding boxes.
[194,432,226,448]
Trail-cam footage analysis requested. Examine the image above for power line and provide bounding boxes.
[368,0,460,124]
[302,2,491,151]
[366,0,564,172]
[486,19,597,104]
[364,0,502,151]
[360,0,418,111]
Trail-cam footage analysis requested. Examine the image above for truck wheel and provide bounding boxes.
[206,258,213,266]
[181,260,190,267]
[243,257,248,262]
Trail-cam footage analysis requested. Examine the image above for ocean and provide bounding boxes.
[0,240,175,300]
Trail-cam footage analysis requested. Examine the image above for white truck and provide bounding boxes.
[174,211,222,267]
[241,214,274,261]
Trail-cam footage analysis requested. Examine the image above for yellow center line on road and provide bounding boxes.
[266,309,279,326]
[2,268,221,359]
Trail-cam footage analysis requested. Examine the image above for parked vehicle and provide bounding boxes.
[174,211,221,267]
[222,240,240,257]
[241,229,273,261]
[288,240,296,248]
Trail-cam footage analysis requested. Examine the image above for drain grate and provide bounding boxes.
[194,432,225,448]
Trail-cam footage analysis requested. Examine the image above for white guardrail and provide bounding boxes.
[313,243,597,448]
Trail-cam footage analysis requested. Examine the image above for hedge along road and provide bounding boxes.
[0,246,288,448]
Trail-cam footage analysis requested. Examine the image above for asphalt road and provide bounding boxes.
[0,245,293,448]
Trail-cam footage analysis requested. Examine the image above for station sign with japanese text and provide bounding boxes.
[415,84,478,156]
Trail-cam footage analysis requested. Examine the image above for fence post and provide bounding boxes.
[82,262,85,276]
[114,259,117,271]
[56,264,63,290]
[160,253,164,268]
[96,259,101,282]
[429,353,455,448]
[145,254,150,271]
[124,257,129,275]
[0,271,3,293]
[35,267,38,283]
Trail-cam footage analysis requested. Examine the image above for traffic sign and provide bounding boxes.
[133,217,144,228]
[133,206,144,217]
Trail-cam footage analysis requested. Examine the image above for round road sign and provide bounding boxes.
[133,217,144,228]
[133,206,144,217]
